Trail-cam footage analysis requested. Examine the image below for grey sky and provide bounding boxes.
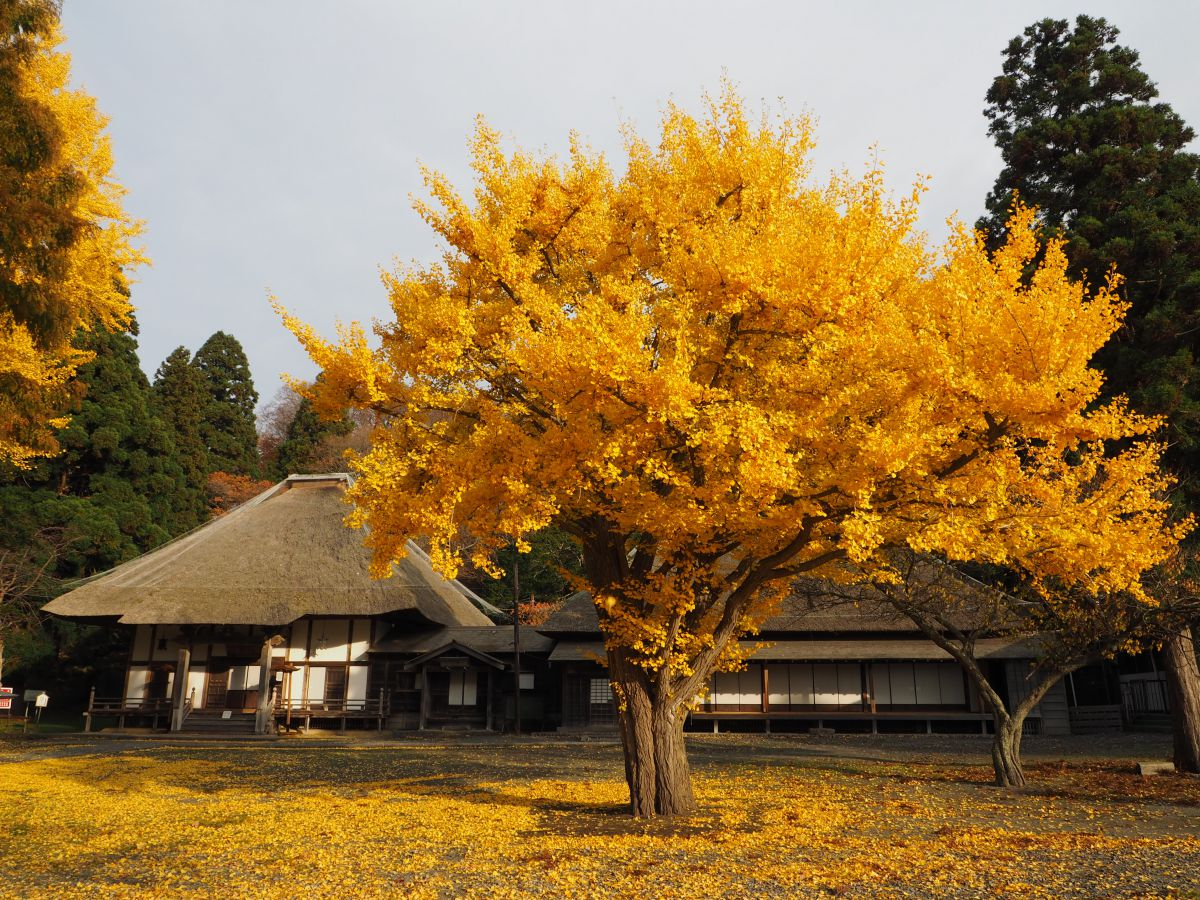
[59,2,1200,411]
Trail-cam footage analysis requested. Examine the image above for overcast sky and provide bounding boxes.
[59,2,1200,412]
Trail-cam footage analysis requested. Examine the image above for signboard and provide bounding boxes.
[34,694,49,709]
[0,688,12,712]
[23,690,43,703]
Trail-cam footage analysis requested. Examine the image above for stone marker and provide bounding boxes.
[1137,761,1175,777]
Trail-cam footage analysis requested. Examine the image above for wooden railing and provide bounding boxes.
[274,697,389,716]
[84,690,173,732]
[1122,677,1170,715]
[274,692,390,733]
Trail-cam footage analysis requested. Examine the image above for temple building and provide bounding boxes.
[44,473,1140,737]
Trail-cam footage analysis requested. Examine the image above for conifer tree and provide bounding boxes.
[979,15,1200,502]
[273,396,352,479]
[0,322,188,575]
[980,15,1200,774]
[191,331,260,478]
[152,346,210,530]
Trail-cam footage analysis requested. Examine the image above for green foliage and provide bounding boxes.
[192,331,260,478]
[479,526,583,611]
[152,346,209,530]
[273,397,352,480]
[0,323,194,575]
[979,15,1200,508]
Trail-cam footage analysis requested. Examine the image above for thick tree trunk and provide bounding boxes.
[609,647,696,817]
[990,713,1027,788]
[0,637,5,685]
[1162,626,1200,775]
[579,524,700,817]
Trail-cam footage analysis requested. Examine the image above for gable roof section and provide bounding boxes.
[538,566,1001,638]
[43,474,496,627]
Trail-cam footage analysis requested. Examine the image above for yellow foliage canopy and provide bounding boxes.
[0,19,145,466]
[279,87,1186,689]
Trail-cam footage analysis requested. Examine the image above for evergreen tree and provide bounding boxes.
[191,331,260,477]
[152,346,210,530]
[980,15,1200,774]
[0,322,190,575]
[273,396,353,479]
[978,15,1200,502]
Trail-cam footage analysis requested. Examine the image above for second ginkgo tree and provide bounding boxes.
[279,88,1188,818]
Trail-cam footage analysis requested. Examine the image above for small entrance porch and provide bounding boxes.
[404,642,507,731]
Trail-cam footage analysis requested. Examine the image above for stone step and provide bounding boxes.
[179,712,256,734]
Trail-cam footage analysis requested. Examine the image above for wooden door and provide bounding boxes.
[206,669,229,710]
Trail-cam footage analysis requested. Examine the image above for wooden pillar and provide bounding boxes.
[761,666,770,714]
[254,639,273,735]
[170,649,191,733]
[485,669,494,732]
[85,686,95,733]
[419,666,429,731]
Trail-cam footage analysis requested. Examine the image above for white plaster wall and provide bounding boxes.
[125,666,150,700]
[287,668,305,702]
[348,665,368,702]
[350,619,371,662]
[130,626,151,661]
[288,620,309,661]
[306,667,327,702]
[310,620,350,662]
[186,670,206,704]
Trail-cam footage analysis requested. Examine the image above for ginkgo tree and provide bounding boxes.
[0,1,145,467]
[278,86,1188,817]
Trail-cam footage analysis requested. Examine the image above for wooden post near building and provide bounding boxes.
[419,666,430,731]
[513,559,521,736]
[254,639,273,735]
[170,648,191,732]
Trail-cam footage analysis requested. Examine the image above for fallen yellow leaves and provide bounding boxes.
[0,742,1196,898]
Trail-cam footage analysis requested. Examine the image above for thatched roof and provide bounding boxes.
[547,638,1038,663]
[43,474,497,627]
[372,625,555,656]
[538,570,999,637]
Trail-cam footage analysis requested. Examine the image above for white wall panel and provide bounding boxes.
[939,665,966,705]
[738,668,761,706]
[837,664,861,705]
[767,665,791,705]
[914,664,942,705]
[348,665,368,702]
[288,620,309,661]
[813,665,840,706]
[789,664,814,705]
[350,620,371,661]
[131,626,151,662]
[311,620,350,662]
[186,670,206,703]
[126,666,150,699]
[872,665,892,705]
[306,667,326,701]
[890,664,917,705]
[712,672,739,706]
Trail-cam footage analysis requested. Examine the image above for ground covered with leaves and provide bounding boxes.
[0,733,1197,898]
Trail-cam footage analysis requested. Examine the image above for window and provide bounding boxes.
[448,671,477,706]
[519,672,534,691]
[589,678,613,704]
